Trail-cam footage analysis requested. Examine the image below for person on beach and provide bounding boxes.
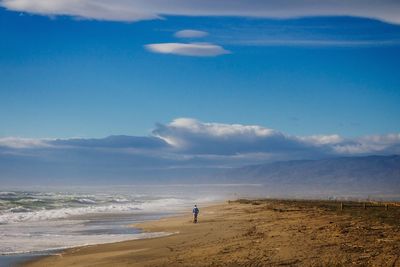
[193,205,199,223]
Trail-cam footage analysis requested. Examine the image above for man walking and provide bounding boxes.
[193,204,199,223]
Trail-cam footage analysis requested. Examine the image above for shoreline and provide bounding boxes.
[23,199,400,266]
[3,210,187,267]
[21,202,224,267]
[4,209,188,267]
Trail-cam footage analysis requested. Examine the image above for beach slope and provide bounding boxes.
[24,200,400,266]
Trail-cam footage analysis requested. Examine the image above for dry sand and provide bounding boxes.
[24,200,400,267]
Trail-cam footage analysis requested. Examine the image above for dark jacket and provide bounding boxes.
[193,207,199,214]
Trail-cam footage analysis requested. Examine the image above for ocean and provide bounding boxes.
[0,184,263,266]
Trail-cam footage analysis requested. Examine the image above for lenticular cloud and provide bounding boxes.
[174,30,209,38]
[145,43,230,57]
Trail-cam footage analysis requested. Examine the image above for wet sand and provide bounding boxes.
[24,200,400,266]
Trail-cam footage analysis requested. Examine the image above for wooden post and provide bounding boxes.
[385,204,388,211]
[363,203,366,210]
[340,202,343,211]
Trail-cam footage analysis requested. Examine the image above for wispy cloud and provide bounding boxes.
[145,43,230,57]
[174,30,209,38]
[1,0,400,24]
[51,135,167,149]
[0,0,160,22]
[333,133,400,154]
[228,39,400,47]
[0,137,51,149]
[298,135,343,145]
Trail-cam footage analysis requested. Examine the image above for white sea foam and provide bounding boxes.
[0,230,172,255]
[0,185,242,256]
[0,198,185,224]
[0,195,187,255]
[7,206,32,213]
[75,198,97,204]
[0,192,17,196]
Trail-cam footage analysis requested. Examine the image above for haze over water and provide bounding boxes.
[0,184,266,257]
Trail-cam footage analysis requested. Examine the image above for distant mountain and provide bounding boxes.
[223,155,400,197]
[1,151,399,199]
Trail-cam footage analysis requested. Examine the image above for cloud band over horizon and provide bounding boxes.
[1,118,399,184]
[1,118,399,160]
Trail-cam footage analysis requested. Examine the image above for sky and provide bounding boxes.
[0,0,400,184]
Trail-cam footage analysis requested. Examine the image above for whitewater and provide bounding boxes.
[0,184,263,261]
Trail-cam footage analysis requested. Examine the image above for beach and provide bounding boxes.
[24,199,400,267]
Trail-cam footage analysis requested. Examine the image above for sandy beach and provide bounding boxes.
[24,199,400,267]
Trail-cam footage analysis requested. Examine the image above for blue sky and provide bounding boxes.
[1,0,400,184]
[0,3,399,139]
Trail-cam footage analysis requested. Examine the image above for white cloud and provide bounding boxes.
[152,118,400,157]
[230,39,400,48]
[169,118,275,137]
[153,118,319,156]
[0,0,160,21]
[1,119,399,163]
[333,133,400,154]
[299,134,343,145]
[154,118,278,149]
[174,30,208,38]
[0,137,50,149]
[1,0,399,24]
[145,43,230,57]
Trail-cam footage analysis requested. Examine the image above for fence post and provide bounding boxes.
[363,203,366,210]
[385,204,388,211]
[340,202,343,211]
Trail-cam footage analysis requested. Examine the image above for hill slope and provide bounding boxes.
[224,155,400,197]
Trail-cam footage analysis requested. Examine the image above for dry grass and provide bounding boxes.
[234,198,400,227]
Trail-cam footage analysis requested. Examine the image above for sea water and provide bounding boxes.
[0,184,263,266]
